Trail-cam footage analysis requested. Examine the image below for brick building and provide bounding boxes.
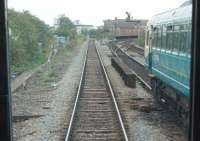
[104,19,147,39]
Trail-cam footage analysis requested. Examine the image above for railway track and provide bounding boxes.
[109,41,151,90]
[116,48,151,88]
[116,40,144,56]
[130,44,144,56]
[109,40,190,132]
[65,40,128,141]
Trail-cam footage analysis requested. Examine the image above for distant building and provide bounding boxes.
[75,25,96,35]
[104,20,115,32]
[103,19,148,39]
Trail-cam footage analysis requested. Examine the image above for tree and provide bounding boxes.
[8,9,53,73]
[88,28,112,40]
[54,15,77,40]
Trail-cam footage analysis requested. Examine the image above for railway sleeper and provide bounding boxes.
[71,131,123,139]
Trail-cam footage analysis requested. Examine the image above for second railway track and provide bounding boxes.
[109,41,151,90]
[65,40,128,141]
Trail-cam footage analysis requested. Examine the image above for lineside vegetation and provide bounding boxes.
[8,9,79,75]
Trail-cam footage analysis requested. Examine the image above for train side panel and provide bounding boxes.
[151,49,190,96]
[144,4,192,97]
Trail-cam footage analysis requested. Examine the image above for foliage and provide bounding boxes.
[8,10,81,75]
[54,15,77,40]
[8,9,53,73]
[87,28,112,40]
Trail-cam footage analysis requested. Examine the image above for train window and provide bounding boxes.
[179,31,183,53]
[152,27,158,48]
[152,34,155,48]
[173,31,179,53]
[173,25,180,53]
[180,32,187,53]
[175,25,181,53]
[167,25,173,31]
[146,31,149,46]
[187,28,192,55]
[180,25,185,30]
[174,25,181,30]
[162,25,167,49]
[178,24,191,54]
[166,27,174,51]
[157,26,162,49]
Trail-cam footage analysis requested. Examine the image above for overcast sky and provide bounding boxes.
[8,0,187,26]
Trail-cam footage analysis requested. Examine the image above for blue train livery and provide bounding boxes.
[144,4,192,97]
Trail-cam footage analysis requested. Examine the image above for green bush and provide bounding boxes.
[8,9,53,73]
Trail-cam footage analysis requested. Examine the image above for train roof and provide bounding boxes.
[148,4,192,26]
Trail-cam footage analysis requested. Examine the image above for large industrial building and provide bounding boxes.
[104,19,148,39]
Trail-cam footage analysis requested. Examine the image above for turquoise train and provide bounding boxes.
[144,4,192,118]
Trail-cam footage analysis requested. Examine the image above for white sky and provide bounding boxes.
[8,0,186,26]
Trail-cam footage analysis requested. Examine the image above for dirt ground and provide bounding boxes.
[12,40,188,141]
[97,41,188,141]
[12,41,88,141]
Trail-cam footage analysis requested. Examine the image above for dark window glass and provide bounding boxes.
[187,25,192,55]
[180,31,187,53]
[166,27,173,51]
[157,26,162,49]
[167,25,173,31]
[162,25,167,49]
[173,28,179,53]
[146,31,149,46]
[152,27,158,48]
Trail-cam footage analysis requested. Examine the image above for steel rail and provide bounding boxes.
[65,43,88,141]
[111,42,152,90]
[95,44,129,141]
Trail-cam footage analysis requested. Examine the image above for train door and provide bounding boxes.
[145,28,152,70]
[149,29,153,70]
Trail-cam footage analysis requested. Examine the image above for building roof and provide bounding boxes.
[75,24,94,27]
[104,19,148,28]
[116,20,147,28]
